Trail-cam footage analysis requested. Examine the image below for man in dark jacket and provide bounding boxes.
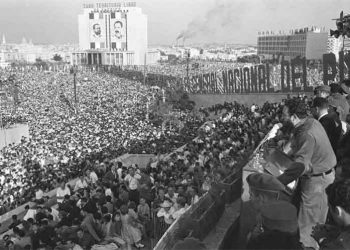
[313,97,342,153]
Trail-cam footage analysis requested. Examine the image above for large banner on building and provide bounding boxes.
[110,12,127,50]
[89,15,106,44]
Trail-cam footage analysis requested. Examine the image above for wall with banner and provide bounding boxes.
[124,51,346,95]
[184,51,350,94]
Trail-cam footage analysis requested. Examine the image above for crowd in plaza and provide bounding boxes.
[1,61,350,250]
[0,69,205,215]
[0,65,284,249]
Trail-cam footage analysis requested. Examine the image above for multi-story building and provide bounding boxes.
[72,2,148,66]
[257,27,328,61]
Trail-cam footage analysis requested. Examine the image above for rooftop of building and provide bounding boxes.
[258,27,327,37]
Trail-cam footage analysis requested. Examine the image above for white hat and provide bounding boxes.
[160,200,172,208]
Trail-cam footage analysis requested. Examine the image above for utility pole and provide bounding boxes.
[186,49,190,80]
[71,65,78,113]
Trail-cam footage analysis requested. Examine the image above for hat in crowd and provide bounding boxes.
[260,201,298,233]
[247,173,286,193]
[160,200,172,208]
[172,237,207,250]
[315,85,331,93]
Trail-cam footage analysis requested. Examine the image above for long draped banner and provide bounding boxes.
[142,51,349,94]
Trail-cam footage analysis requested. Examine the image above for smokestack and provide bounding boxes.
[183,37,185,47]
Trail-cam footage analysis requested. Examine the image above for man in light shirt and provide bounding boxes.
[86,169,98,185]
[124,167,141,204]
[157,200,175,225]
[171,197,188,220]
[74,175,88,192]
[56,181,71,203]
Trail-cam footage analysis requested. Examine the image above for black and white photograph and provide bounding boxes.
[0,0,350,249]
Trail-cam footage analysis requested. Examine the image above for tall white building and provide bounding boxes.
[72,2,148,66]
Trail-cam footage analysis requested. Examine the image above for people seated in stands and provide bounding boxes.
[2,66,349,250]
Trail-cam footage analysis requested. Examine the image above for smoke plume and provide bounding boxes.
[177,0,247,42]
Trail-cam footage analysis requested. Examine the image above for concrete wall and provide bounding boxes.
[190,93,311,107]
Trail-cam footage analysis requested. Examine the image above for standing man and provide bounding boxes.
[282,98,336,249]
[124,166,141,205]
[313,97,342,154]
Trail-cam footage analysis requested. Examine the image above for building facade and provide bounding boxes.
[72,2,147,66]
[257,28,328,60]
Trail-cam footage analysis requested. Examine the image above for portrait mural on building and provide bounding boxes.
[110,12,127,50]
[89,16,105,42]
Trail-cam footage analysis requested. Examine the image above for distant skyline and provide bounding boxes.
[0,0,348,45]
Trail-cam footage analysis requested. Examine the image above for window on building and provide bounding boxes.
[90,42,95,49]
[111,42,116,49]
[100,42,105,49]
[99,12,103,19]
[89,13,94,19]
[111,12,115,19]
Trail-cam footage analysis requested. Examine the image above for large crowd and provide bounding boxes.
[1,62,350,250]
[0,65,283,249]
[0,69,205,215]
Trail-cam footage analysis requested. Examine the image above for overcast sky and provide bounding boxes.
[0,0,348,45]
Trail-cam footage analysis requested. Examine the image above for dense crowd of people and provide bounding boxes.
[1,61,350,250]
[0,69,205,215]
[0,65,285,249]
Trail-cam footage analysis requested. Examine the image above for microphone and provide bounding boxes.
[266,123,283,140]
[253,123,283,155]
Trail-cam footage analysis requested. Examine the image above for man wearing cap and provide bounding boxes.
[157,200,175,225]
[247,201,301,249]
[283,98,336,249]
[242,172,294,247]
[314,85,331,99]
